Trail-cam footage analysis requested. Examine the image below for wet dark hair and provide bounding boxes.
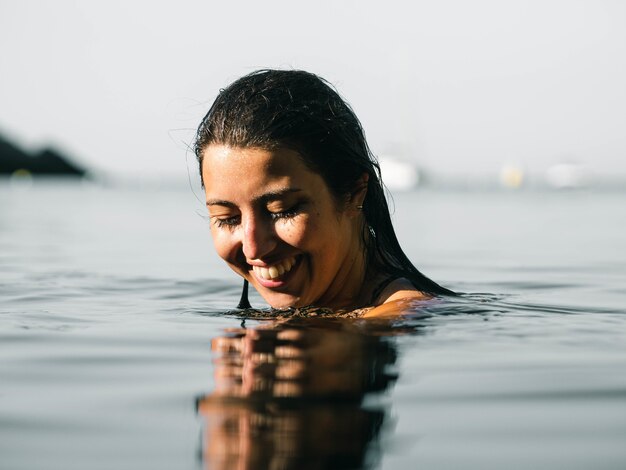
[195,69,453,297]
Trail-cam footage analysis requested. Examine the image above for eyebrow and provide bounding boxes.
[205,188,303,207]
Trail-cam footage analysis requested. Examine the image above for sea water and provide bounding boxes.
[1,180,625,470]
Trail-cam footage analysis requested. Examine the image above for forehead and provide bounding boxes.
[201,145,326,200]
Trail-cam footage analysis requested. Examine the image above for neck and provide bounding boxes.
[313,247,369,310]
[314,246,384,311]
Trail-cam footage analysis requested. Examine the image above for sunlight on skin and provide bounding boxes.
[363,296,430,318]
[363,278,431,318]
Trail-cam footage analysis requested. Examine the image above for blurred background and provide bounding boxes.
[1,0,625,190]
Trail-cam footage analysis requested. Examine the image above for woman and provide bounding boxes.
[194,69,453,316]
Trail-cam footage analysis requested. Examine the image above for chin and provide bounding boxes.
[262,292,304,310]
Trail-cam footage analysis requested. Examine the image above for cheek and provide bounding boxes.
[210,228,238,262]
[275,215,314,247]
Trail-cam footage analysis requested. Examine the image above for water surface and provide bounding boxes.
[1,181,625,469]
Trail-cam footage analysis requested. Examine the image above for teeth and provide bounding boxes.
[253,257,296,281]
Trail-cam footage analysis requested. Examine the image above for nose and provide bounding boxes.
[241,212,277,261]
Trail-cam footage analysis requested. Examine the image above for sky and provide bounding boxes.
[1,0,625,183]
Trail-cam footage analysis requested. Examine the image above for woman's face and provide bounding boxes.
[201,145,365,309]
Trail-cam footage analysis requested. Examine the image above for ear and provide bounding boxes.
[347,173,369,211]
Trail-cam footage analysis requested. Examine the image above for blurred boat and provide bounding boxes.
[545,162,589,189]
[499,162,525,189]
[377,155,420,191]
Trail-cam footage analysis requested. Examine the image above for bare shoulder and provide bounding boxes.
[361,278,430,318]
[376,278,429,303]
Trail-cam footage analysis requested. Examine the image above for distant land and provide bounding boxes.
[0,133,86,177]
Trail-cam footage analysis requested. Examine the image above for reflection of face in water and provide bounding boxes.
[196,318,399,470]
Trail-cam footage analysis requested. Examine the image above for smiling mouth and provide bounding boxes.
[251,256,297,281]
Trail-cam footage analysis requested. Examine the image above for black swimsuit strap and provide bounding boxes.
[370,276,399,304]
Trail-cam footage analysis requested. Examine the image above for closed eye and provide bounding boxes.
[212,215,240,229]
[211,203,302,229]
[269,203,301,221]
